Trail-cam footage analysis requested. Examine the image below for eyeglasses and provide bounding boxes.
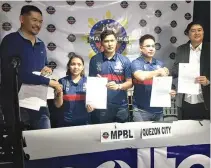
[142,45,155,48]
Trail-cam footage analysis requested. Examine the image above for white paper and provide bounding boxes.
[18,84,48,111]
[178,63,200,94]
[86,77,107,109]
[33,71,58,99]
[150,76,172,107]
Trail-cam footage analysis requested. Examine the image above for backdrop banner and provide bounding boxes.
[1,1,194,77]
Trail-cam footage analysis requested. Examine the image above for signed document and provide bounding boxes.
[178,63,200,94]
[150,76,172,107]
[86,77,108,109]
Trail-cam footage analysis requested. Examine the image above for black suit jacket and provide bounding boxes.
[172,42,210,110]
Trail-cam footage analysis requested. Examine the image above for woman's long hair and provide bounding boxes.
[66,55,85,76]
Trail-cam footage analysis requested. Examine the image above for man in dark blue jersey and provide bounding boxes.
[89,30,132,124]
[131,34,175,121]
[0,5,61,129]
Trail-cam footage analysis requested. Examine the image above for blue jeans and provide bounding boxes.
[133,107,163,122]
[20,107,51,130]
[91,103,129,124]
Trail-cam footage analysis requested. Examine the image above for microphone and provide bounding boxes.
[10,56,21,68]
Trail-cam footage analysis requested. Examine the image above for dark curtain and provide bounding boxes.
[193,1,210,42]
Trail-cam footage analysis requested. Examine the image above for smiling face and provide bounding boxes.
[188,24,204,44]
[20,11,43,35]
[140,38,156,58]
[68,57,84,77]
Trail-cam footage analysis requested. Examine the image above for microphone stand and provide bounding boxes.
[11,58,25,168]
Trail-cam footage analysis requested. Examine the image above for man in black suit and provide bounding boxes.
[172,21,210,120]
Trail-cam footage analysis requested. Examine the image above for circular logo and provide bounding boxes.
[169,52,176,60]
[2,22,12,31]
[184,13,192,20]
[2,3,11,12]
[154,26,162,34]
[120,1,129,8]
[67,34,76,42]
[171,3,178,11]
[155,10,162,17]
[86,0,94,7]
[68,52,76,58]
[66,0,76,5]
[102,132,109,139]
[155,43,161,50]
[139,1,147,9]
[186,0,191,3]
[97,160,131,168]
[89,19,128,54]
[170,36,177,44]
[139,19,147,27]
[67,16,76,25]
[46,6,56,15]
[170,20,177,28]
[46,24,56,33]
[47,42,57,51]
[48,61,57,69]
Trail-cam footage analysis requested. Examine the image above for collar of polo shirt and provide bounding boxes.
[102,52,117,61]
[18,29,42,43]
[139,54,157,64]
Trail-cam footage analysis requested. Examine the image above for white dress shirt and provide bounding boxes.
[184,43,204,104]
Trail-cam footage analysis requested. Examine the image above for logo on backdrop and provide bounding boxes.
[48,61,57,70]
[46,6,56,15]
[120,1,129,8]
[154,26,162,34]
[155,43,161,50]
[67,16,76,25]
[97,160,131,168]
[139,1,147,9]
[2,22,12,31]
[68,52,76,58]
[86,1,94,7]
[170,20,177,28]
[171,3,178,11]
[66,0,76,5]
[67,34,76,42]
[155,10,162,17]
[47,24,56,33]
[2,3,11,12]
[169,52,176,60]
[184,13,192,20]
[170,36,177,44]
[186,0,191,3]
[47,42,57,51]
[139,19,147,27]
[86,11,130,58]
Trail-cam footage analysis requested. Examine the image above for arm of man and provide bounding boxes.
[131,59,168,81]
[0,36,52,86]
[119,59,132,90]
[54,79,63,108]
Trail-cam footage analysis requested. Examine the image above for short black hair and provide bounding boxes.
[184,21,204,35]
[139,34,155,46]
[20,5,42,16]
[100,30,117,42]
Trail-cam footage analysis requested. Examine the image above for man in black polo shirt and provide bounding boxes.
[0,5,61,129]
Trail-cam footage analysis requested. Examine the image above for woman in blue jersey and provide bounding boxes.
[54,55,93,127]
